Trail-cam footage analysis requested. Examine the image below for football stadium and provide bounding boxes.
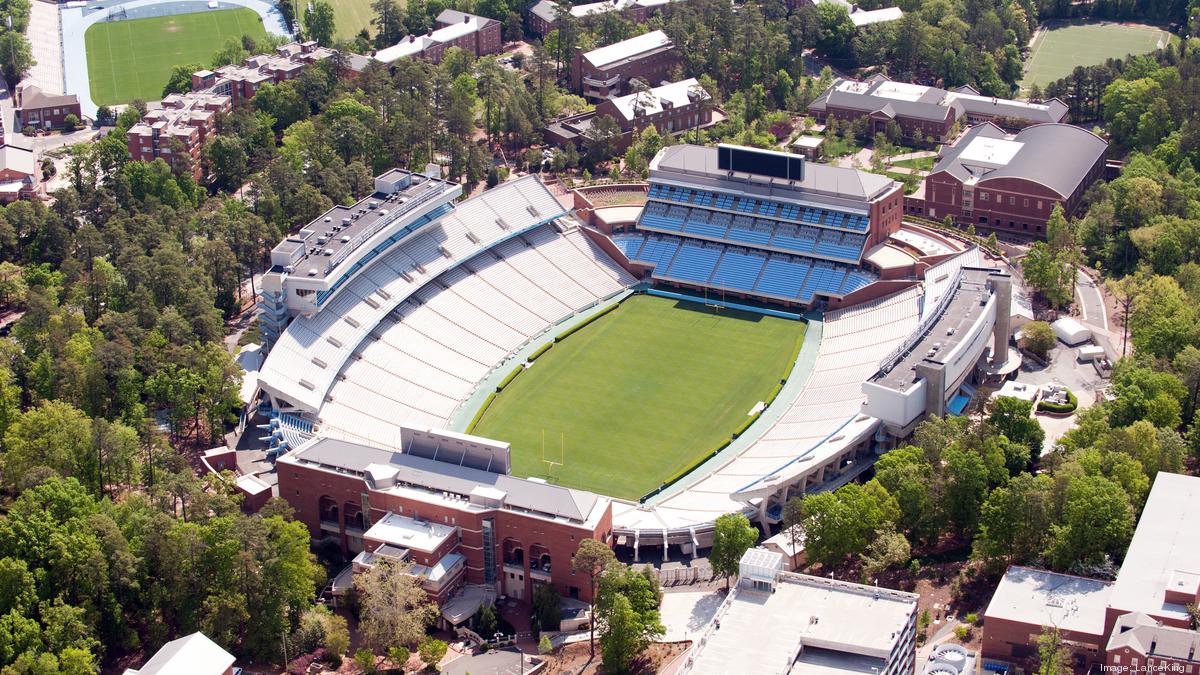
[250,144,1013,607]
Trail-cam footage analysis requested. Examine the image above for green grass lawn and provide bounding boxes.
[1021,22,1174,89]
[330,0,382,41]
[890,156,936,172]
[472,295,806,500]
[85,8,269,106]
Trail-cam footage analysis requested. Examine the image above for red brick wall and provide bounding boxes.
[819,106,954,143]
[982,615,1105,666]
[867,183,905,248]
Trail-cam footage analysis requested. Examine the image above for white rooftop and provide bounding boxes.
[849,6,904,26]
[943,90,1052,111]
[792,135,826,149]
[363,511,457,553]
[128,632,236,675]
[1109,472,1200,622]
[984,566,1112,637]
[957,136,1024,166]
[868,81,930,102]
[610,78,707,121]
[688,574,917,675]
[584,30,672,68]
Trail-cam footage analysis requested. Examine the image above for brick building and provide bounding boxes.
[544,78,714,151]
[126,92,232,180]
[0,145,42,203]
[191,40,334,104]
[527,0,687,36]
[13,85,82,130]
[571,30,680,101]
[982,473,1200,672]
[277,428,612,612]
[808,75,1069,143]
[910,122,1107,239]
[373,10,502,65]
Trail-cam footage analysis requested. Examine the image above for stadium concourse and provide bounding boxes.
[249,144,1011,596]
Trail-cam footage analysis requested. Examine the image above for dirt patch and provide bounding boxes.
[163,20,179,33]
[539,640,690,675]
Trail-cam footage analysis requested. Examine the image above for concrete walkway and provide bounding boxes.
[889,150,938,162]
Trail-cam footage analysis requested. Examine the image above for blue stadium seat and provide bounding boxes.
[755,257,810,299]
[613,234,646,259]
[711,250,766,292]
[665,243,721,283]
[637,237,681,268]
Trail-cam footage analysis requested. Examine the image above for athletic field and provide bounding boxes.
[1021,22,1173,89]
[332,0,379,40]
[84,8,269,105]
[472,295,806,500]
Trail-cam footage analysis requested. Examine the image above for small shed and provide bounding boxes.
[791,135,825,160]
[1052,316,1091,346]
[739,548,784,591]
[1077,344,1105,362]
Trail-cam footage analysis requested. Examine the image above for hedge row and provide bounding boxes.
[466,392,498,433]
[555,302,620,342]
[527,342,553,362]
[1037,390,1079,414]
[496,366,524,392]
[764,382,785,408]
[732,411,761,439]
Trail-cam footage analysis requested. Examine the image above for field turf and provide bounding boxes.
[472,295,806,500]
[1021,22,1173,89]
[331,0,381,41]
[85,8,269,106]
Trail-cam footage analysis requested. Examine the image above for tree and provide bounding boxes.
[205,135,248,192]
[860,529,911,579]
[354,558,438,652]
[475,603,498,638]
[989,397,1045,469]
[304,0,336,46]
[1047,475,1133,570]
[1037,627,1071,675]
[0,31,33,90]
[780,497,806,569]
[162,63,201,97]
[372,0,406,48]
[571,538,615,657]
[532,583,561,633]
[600,594,640,674]
[582,114,621,167]
[973,473,1054,568]
[419,637,447,672]
[709,512,758,590]
[595,566,663,674]
[1023,320,1056,358]
[941,446,990,536]
[1022,241,1075,308]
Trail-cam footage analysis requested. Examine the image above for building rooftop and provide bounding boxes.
[810,75,1068,125]
[583,30,673,69]
[984,566,1113,638]
[848,6,903,25]
[16,84,79,111]
[1108,472,1200,623]
[270,170,455,279]
[1108,613,1200,659]
[790,647,888,675]
[281,435,606,525]
[374,12,497,63]
[0,145,37,177]
[688,573,917,675]
[125,632,235,675]
[931,122,1107,198]
[363,511,457,553]
[870,267,1001,391]
[609,78,708,121]
[650,144,897,204]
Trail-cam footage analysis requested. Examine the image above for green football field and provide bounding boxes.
[1021,22,1173,89]
[472,295,806,501]
[330,0,381,41]
[85,8,269,106]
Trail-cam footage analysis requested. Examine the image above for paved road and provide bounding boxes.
[1075,269,1108,332]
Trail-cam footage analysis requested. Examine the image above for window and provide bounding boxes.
[980,192,988,201]
[1023,199,1029,207]
[1009,196,1015,205]
[1037,200,1043,210]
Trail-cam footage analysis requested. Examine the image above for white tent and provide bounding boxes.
[1052,317,1091,346]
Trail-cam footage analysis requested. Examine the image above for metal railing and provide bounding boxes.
[325,182,444,273]
[876,266,964,374]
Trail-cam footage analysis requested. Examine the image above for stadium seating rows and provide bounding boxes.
[316,226,637,446]
[646,184,869,233]
[638,201,867,263]
[618,232,875,302]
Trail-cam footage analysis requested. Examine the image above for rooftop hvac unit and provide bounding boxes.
[307,268,318,276]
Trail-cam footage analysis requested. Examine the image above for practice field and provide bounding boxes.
[331,0,380,41]
[472,295,806,500]
[85,8,269,105]
[1021,22,1173,89]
